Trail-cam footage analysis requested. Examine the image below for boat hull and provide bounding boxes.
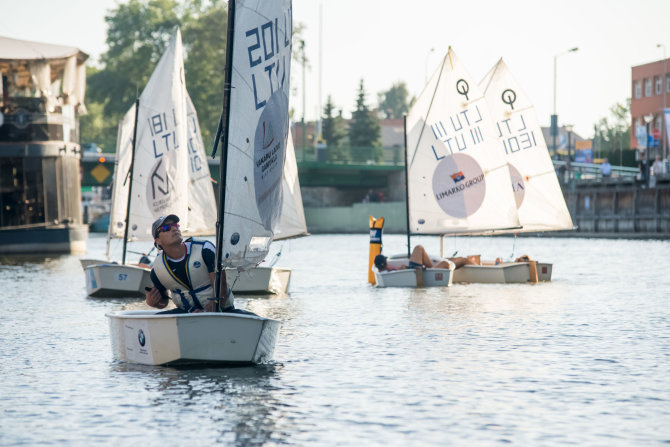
[106,310,280,366]
[452,262,553,283]
[226,267,291,294]
[85,264,153,297]
[373,254,453,288]
[374,267,453,288]
[0,223,87,254]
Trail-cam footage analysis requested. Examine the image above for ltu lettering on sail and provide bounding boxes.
[246,10,293,110]
[429,105,485,158]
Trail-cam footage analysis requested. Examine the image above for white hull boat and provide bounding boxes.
[373,255,453,288]
[227,266,291,294]
[452,261,552,284]
[80,258,106,269]
[106,310,280,366]
[85,264,153,297]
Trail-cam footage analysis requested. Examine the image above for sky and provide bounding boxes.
[1,0,669,138]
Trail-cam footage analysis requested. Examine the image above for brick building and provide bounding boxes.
[630,57,670,158]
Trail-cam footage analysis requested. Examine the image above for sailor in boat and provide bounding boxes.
[373,245,475,272]
[144,214,254,315]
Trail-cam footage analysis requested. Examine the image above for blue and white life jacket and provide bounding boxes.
[153,240,233,311]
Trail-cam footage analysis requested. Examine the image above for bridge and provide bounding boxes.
[81,152,404,188]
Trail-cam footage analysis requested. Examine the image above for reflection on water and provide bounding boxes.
[0,234,669,445]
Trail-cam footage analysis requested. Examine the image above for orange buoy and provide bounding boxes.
[369,216,384,284]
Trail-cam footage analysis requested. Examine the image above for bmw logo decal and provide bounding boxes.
[138,329,146,347]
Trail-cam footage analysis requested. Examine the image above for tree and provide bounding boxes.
[348,79,382,162]
[593,100,632,166]
[321,96,348,162]
[377,82,409,119]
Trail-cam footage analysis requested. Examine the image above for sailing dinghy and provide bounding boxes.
[107,0,292,365]
[84,29,216,297]
[374,48,520,288]
[449,58,574,284]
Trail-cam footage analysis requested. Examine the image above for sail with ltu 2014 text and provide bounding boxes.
[218,0,293,268]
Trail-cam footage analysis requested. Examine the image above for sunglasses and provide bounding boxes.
[157,222,179,235]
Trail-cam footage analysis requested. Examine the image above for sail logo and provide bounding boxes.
[508,164,526,208]
[451,171,465,182]
[253,90,288,231]
[432,153,486,218]
[145,157,181,215]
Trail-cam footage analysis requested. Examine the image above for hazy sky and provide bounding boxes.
[2,0,669,138]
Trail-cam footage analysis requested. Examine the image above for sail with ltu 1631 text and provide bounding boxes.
[405,47,520,236]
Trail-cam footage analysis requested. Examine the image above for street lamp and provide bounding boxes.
[425,48,435,83]
[565,124,574,181]
[552,47,579,156]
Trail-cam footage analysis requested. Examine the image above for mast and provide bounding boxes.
[403,115,411,259]
[121,98,140,265]
[213,0,236,311]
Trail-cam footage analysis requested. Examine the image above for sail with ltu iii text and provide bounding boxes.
[219,0,293,268]
[405,47,520,235]
[110,29,205,242]
[479,59,573,233]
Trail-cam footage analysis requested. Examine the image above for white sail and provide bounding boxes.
[273,129,308,240]
[221,0,293,267]
[406,47,520,235]
[480,59,573,232]
[184,93,217,235]
[109,29,190,241]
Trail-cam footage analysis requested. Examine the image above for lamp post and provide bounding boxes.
[300,39,306,159]
[552,47,579,156]
[565,124,574,184]
[658,43,667,160]
[425,48,435,83]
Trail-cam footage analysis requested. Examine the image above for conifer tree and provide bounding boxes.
[348,79,383,162]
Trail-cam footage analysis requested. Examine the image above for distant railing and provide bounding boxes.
[552,160,639,183]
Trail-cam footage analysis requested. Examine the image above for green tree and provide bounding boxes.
[377,81,409,119]
[348,79,382,162]
[321,95,349,162]
[593,99,632,165]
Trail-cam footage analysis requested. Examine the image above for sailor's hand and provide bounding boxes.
[145,287,167,309]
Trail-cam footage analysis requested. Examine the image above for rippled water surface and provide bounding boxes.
[1,234,669,446]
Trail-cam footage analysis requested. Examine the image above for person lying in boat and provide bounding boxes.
[373,245,474,272]
[143,214,252,315]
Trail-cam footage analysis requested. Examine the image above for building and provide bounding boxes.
[0,36,88,253]
[630,57,670,159]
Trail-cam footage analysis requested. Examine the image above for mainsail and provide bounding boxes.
[109,29,191,241]
[273,129,308,240]
[405,47,520,235]
[219,0,293,267]
[479,59,573,232]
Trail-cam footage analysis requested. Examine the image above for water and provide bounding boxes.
[1,233,669,446]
